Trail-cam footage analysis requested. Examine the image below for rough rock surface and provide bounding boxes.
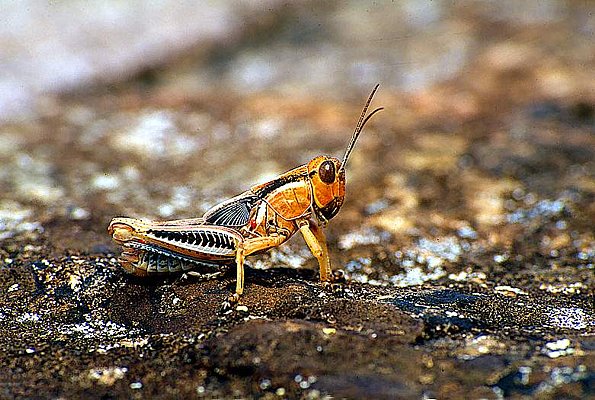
[1,1,594,399]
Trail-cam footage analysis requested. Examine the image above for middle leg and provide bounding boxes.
[233,234,287,297]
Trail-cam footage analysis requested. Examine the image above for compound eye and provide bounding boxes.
[319,160,336,184]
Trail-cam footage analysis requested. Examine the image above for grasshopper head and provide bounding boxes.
[308,84,383,225]
[308,156,345,223]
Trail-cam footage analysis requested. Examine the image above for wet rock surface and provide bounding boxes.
[1,1,594,399]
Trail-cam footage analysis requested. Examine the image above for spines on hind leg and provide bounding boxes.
[108,216,236,278]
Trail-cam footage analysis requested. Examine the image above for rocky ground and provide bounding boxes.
[1,1,593,399]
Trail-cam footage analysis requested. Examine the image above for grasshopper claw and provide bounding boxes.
[332,269,346,283]
[219,293,240,314]
[322,271,348,296]
[229,293,240,303]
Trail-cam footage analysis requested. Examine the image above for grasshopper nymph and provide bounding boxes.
[108,85,383,303]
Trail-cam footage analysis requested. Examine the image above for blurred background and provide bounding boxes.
[3,1,593,119]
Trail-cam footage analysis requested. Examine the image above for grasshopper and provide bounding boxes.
[108,85,383,303]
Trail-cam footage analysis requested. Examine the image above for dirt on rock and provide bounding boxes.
[1,1,594,399]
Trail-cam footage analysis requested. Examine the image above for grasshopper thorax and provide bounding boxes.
[307,155,345,224]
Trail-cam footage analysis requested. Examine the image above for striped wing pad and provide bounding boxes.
[203,192,258,227]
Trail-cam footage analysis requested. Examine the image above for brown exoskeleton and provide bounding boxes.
[108,85,383,303]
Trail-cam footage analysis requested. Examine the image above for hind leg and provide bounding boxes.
[222,234,288,309]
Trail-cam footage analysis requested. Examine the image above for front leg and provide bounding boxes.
[297,219,332,282]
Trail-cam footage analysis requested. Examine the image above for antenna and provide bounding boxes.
[340,84,384,171]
